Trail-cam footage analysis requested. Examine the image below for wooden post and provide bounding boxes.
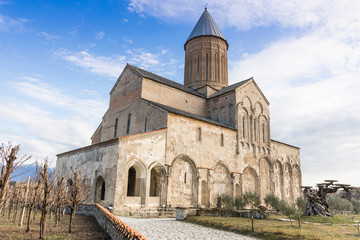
[251,214,254,232]
[19,176,30,226]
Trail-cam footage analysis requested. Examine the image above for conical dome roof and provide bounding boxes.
[185,8,228,48]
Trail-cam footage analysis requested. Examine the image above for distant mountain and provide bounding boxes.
[10,164,55,182]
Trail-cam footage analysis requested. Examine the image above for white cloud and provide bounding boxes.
[55,47,177,80]
[40,31,59,40]
[0,13,28,32]
[127,1,145,18]
[126,48,165,68]
[123,37,133,44]
[96,31,105,40]
[0,77,107,165]
[55,50,126,78]
[13,76,106,119]
[0,101,94,163]
[127,0,360,31]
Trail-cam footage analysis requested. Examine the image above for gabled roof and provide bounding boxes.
[185,8,228,48]
[142,98,236,130]
[209,78,252,98]
[127,64,205,98]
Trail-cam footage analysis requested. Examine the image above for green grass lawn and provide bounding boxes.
[0,209,110,240]
[185,214,360,240]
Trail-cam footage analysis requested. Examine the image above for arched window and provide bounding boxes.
[254,118,257,142]
[127,113,131,134]
[220,134,224,146]
[197,54,200,80]
[262,123,265,144]
[114,118,118,138]
[221,55,225,83]
[214,54,217,81]
[242,117,246,139]
[190,57,193,80]
[206,53,208,81]
[101,181,105,200]
[235,183,241,198]
[197,128,201,141]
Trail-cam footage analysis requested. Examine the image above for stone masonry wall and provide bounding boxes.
[55,139,119,207]
[74,203,146,240]
[141,78,207,117]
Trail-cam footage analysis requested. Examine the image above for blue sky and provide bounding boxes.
[1,0,360,187]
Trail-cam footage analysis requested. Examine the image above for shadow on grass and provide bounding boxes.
[185,216,318,240]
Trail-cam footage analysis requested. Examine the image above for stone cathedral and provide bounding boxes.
[55,9,302,215]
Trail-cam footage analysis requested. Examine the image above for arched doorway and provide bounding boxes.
[127,166,137,196]
[126,160,147,205]
[94,176,106,203]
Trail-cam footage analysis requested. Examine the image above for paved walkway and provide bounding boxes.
[117,217,257,240]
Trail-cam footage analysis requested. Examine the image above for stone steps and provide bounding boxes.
[119,207,177,218]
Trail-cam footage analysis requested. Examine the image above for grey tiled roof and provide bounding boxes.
[142,99,236,130]
[127,64,205,98]
[209,78,252,98]
[185,8,228,47]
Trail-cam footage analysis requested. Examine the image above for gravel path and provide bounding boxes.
[117,217,257,240]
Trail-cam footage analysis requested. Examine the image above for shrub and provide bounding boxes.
[264,193,281,212]
[328,195,353,215]
[296,196,307,213]
[222,195,234,210]
[352,198,360,214]
[279,201,296,218]
[235,195,246,210]
[243,192,261,209]
[216,195,222,209]
[216,194,234,210]
[278,197,306,228]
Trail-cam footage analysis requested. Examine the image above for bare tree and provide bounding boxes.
[7,184,18,219]
[12,182,22,223]
[67,170,90,233]
[25,170,42,232]
[0,141,31,210]
[19,176,30,226]
[54,177,67,227]
[1,184,11,216]
[39,160,55,239]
